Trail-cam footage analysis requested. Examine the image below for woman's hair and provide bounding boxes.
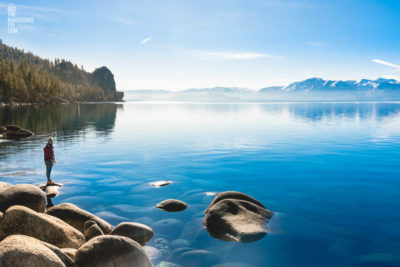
[47,137,53,145]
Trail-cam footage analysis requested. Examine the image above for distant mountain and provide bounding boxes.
[0,41,123,103]
[183,87,251,93]
[125,87,255,101]
[260,77,400,92]
[126,78,400,102]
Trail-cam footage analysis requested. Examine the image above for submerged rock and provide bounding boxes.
[84,220,104,240]
[144,246,162,263]
[176,249,223,267]
[156,199,188,212]
[5,125,34,138]
[110,222,154,246]
[152,219,184,237]
[152,237,169,257]
[0,235,77,267]
[156,261,182,267]
[212,263,255,267]
[170,239,190,250]
[46,203,113,234]
[0,205,86,249]
[169,247,193,261]
[203,198,273,242]
[0,184,46,213]
[204,191,266,213]
[75,235,152,267]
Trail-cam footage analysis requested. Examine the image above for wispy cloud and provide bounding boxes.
[140,36,152,45]
[372,59,400,70]
[115,16,135,25]
[201,51,273,60]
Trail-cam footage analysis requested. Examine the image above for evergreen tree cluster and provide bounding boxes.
[0,41,123,103]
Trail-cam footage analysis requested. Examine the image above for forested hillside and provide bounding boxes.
[0,41,123,103]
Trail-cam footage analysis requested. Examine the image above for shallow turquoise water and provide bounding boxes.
[1,102,400,267]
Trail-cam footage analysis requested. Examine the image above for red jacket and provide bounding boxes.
[44,145,54,161]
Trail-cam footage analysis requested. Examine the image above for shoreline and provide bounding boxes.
[1,101,125,107]
[0,180,269,266]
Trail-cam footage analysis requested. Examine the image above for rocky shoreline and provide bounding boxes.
[0,101,125,107]
[0,182,273,267]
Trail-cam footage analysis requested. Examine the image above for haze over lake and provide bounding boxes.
[1,101,400,266]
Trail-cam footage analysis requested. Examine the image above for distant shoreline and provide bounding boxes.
[0,101,125,107]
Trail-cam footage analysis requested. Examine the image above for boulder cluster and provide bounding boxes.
[0,182,273,266]
[0,183,153,267]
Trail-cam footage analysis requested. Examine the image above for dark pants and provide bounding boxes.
[45,160,53,180]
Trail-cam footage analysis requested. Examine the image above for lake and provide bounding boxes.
[1,102,400,267]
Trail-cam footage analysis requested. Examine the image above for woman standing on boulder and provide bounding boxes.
[44,137,56,185]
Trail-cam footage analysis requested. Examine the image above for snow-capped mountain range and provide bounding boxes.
[125,78,400,101]
[260,78,400,92]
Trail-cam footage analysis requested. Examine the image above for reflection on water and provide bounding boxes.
[0,103,121,159]
[1,102,400,267]
[0,103,122,134]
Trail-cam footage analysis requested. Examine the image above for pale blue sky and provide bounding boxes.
[1,0,400,91]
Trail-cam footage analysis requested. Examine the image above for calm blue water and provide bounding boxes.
[1,102,400,267]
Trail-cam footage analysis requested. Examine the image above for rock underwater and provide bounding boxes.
[156,199,188,212]
[5,125,34,138]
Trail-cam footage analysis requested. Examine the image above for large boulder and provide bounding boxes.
[0,205,86,249]
[75,235,152,267]
[156,199,188,212]
[203,196,273,243]
[0,235,77,267]
[46,203,113,234]
[110,222,154,246]
[84,220,104,240]
[203,191,273,242]
[204,191,265,213]
[0,184,46,212]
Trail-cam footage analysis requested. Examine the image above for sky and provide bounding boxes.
[1,0,400,91]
